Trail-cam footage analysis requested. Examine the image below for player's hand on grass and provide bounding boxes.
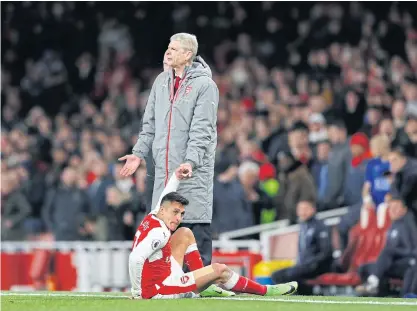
[118,154,142,177]
[175,163,193,180]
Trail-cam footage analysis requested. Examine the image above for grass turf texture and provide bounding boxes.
[2,291,416,311]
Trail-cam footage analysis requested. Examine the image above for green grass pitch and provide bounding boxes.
[1,291,416,311]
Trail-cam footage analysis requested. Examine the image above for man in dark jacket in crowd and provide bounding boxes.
[272,200,332,294]
[321,120,351,210]
[211,161,253,237]
[356,196,417,296]
[276,151,316,224]
[388,147,417,222]
[1,171,32,241]
[42,167,91,241]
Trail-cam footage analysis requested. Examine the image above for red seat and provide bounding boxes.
[307,271,361,286]
[307,207,389,287]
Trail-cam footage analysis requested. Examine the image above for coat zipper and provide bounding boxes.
[165,73,186,186]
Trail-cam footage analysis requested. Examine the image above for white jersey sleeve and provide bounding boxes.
[150,172,180,214]
[129,227,169,297]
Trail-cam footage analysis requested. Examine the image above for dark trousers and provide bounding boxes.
[358,249,412,285]
[145,154,155,214]
[403,265,417,295]
[179,223,212,266]
[271,259,332,294]
[338,202,362,251]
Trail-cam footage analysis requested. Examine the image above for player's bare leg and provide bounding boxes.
[170,227,235,297]
[192,263,298,296]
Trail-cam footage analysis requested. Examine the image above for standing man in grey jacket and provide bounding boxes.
[119,33,219,265]
[319,119,351,210]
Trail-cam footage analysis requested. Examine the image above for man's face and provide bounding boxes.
[405,120,417,143]
[61,168,77,186]
[327,126,341,144]
[350,144,365,157]
[392,100,405,119]
[165,40,192,69]
[388,152,406,173]
[379,119,395,141]
[289,130,308,149]
[388,199,406,221]
[159,201,185,231]
[317,142,330,162]
[297,201,315,222]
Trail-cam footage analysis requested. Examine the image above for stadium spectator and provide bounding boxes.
[308,113,328,146]
[1,170,32,241]
[87,158,114,215]
[271,200,332,294]
[356,196,417,296]
[364,135,392,209]
[276,151,316,224]
[212,161,253,237]
[343,132,372,207]
[320,120,351,210]
[311,140,331,210]
[388,148,417,222]
[403,116,417,158]
[42,167,91,241]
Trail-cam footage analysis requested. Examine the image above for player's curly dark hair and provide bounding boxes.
[161,192,189,206]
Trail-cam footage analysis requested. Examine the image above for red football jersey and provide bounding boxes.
[130,214,172,298]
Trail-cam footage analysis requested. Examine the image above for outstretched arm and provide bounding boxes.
[150,167,190,214]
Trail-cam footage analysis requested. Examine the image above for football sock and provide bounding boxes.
[184,243,204,271]
[223,271,267,295]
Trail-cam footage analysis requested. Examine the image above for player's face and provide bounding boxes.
[161,201,185,231]
[165,40,192,69]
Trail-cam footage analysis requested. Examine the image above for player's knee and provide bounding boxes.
[175,227,194,241]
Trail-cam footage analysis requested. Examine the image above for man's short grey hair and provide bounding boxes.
[238,161,260,178]
[170,33,198,59]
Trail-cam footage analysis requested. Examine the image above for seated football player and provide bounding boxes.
[129,166,298,299]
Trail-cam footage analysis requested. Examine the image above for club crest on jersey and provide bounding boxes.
[185,86,192,95]
[180,275,190,284]
[152,239,161,250]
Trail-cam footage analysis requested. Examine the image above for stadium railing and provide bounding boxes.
[218,207,348,240]
[259,207,348,261]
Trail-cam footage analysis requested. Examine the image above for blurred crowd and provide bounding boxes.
[1,2,417,242]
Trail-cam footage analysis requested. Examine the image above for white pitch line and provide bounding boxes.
[1,292,416,306]
[204,296,417,306]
